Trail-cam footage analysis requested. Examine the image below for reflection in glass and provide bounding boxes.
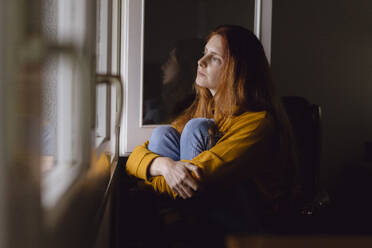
[143,39,204,124]
[143,0,255,124]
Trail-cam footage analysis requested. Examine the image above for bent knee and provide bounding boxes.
[151,126,177,139]
[149,126,178,144]
[183,118,212,135]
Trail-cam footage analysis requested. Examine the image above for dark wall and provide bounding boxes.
[271,0,372,188]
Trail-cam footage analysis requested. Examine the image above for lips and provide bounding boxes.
[197,70,206,77]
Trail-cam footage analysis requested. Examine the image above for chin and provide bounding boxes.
[196,79,207,88]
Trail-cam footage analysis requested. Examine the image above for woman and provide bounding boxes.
[127,25,298,210]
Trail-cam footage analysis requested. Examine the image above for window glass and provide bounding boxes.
[142,0,255,124]
[95,0,110,147]
[41,0,58,171]
[41,0,92,209]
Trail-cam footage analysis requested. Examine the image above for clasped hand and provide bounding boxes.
[149,157,201,199]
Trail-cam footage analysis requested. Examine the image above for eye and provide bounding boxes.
[212,57,221,63]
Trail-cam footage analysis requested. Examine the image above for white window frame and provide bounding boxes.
[95,0,122,163]
[96,0,111,150]
[119,0,272,156]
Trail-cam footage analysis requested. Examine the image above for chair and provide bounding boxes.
[262,96,330,234]
[281,96,322,204]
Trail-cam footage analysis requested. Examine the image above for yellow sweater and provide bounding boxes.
[126,111,286,200]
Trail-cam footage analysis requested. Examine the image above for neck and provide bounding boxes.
[209,88,216,96]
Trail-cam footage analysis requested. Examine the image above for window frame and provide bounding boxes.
[95,0,111,153]
[95,0,122,163]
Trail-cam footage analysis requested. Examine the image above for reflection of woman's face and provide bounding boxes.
[196,35,225,96]
[161,49,179,85]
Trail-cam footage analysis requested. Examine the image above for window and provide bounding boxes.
[1,0,120,244]
[142,0,255,125]
[41,0,95,210]
[119,0,272,155]
[40,0,122,213]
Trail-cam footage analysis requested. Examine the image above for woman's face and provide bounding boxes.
[161,49,179,85]
[195,35,225,95]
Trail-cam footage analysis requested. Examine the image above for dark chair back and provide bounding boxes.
[281,96,322,203]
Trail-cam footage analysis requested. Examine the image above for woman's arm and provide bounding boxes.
[126,142,201,199]
[149,157,201,199]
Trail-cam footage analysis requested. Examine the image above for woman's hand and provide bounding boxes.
[149,157,201,199]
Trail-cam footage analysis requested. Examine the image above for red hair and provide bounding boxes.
[172,25,275,132]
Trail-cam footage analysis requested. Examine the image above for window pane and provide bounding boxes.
[143,0,255,125]
[41,55,58,172]
[41,0,58,171]
[41,0,93,209]
[95,84,108,146]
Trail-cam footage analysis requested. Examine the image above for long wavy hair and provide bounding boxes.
[173,25,279,129]
[172,25,299,184]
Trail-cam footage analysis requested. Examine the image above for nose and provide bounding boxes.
[198,56,207,68]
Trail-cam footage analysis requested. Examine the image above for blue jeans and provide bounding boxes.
[148,118,216,161]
